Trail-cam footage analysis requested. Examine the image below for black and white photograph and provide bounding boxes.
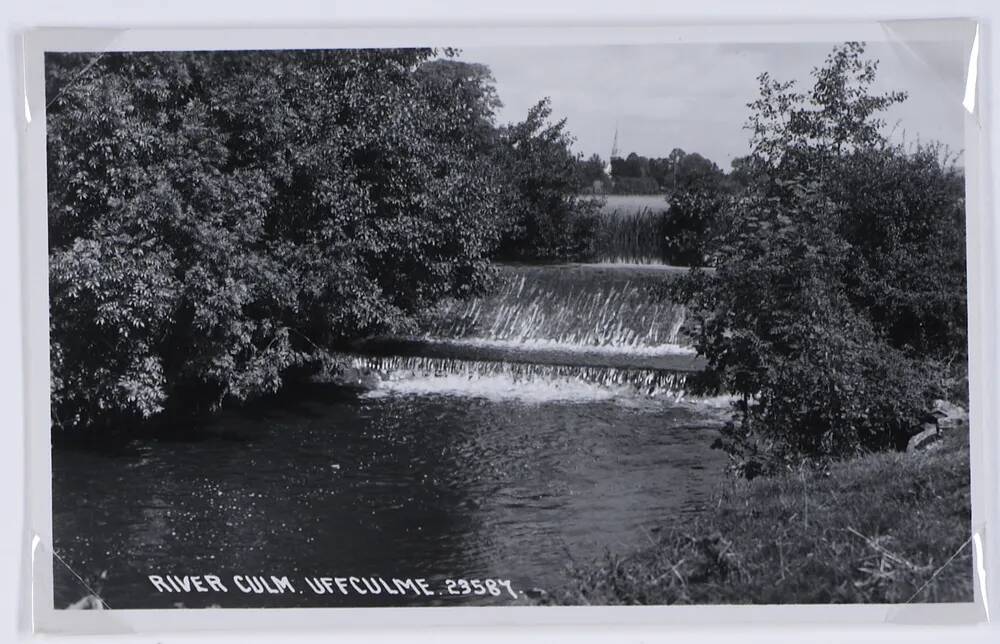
[36,25,980,614]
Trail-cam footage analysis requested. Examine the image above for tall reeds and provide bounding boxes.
[591,206,668,264]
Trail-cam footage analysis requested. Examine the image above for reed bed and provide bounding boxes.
[590,206,669,264]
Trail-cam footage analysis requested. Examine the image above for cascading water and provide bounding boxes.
[346,263,702,401]
[421,264,690,351]
[348,355,690,402]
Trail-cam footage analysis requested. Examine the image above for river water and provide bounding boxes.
[51,264,730,608]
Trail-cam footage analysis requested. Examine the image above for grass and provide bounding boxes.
[553,427,973,605]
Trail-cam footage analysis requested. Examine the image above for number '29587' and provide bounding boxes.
[443,578,519,599]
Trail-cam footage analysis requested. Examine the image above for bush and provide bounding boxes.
[661,189,726,267]
[828,145,967,358]
[715,323,938,477]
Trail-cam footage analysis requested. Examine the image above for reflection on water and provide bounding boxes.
[52,380,727,608]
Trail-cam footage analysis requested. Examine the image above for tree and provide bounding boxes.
[657,151,736,266]
[494,99,601,261]
[415,59,502,155]
[575,153,609,191]
[673,43,963,475]
[673,153,729,192]
[678,180,936,476]
[747,41,907,170]
[47,49,508,429]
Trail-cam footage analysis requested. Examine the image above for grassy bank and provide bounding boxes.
[555,427,973,605]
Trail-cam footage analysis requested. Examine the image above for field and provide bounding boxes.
[580,193,670,216]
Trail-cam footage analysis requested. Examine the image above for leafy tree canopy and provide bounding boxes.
[47,49,509,429]
[673,42,967,475]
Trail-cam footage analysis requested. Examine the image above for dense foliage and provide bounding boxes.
[47,50,533,429]
[660,185,734,267]
[494,99,603,261]
[674,43,967,475]
[574,148,729,196]
[575,153,609,192]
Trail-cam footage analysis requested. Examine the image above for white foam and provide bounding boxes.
[675,394,738,411]
[362,373,639,403]
[354,361,687,405]
[361,376,737,411]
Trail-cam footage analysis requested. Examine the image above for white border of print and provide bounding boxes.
[18,18,995,635]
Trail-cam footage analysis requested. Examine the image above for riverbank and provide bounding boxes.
[554,425,973,605]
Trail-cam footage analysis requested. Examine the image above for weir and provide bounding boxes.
[350,263,702,399]
[348,355,691,401]
[420,264,689,350]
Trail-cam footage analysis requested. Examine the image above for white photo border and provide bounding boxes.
[19,19,995,634]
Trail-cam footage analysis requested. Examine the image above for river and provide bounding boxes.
[51,263,730,608]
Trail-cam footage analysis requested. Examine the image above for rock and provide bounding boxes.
[907,423,939,452]
[931,399,968,431]
[907,400,967,452]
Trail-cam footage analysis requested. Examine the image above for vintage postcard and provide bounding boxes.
[21,20,991,632]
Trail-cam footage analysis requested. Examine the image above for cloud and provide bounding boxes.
[460,40,966,168]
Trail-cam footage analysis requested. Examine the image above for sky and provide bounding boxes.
[459,40,969,169]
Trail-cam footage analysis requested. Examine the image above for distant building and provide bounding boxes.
[605,125,620,178]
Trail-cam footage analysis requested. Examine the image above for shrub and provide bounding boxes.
[715,322,938,478]
[680,179,939,475]
[661,189,726,267]
[828,145,967,358]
